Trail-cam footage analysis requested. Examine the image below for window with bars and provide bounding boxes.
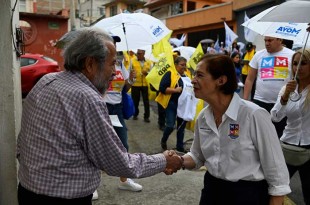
[99,7,105,16]
[171,2,183,15]
[19,0,26,12]
[127,4,138,13]
[110,5,117,16]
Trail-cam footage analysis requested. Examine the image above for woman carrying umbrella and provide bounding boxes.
[179,54,290,205]
[271,48,310,205]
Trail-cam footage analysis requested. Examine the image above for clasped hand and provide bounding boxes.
[163,150,183,175]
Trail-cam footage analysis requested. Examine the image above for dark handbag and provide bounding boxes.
[121,87,135,120]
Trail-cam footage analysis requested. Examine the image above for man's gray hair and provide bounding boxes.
[63,28,113,72]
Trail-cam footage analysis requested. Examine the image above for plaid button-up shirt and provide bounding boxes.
[17,71,166,198]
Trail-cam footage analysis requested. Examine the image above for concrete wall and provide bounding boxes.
[0,0,21,204]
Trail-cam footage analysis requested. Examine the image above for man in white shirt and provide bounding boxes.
[243,36,294,138]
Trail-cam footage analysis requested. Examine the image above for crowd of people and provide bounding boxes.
[16,26,309,205]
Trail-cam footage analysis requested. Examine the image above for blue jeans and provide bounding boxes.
[106,103,128,151]
[161,100,187,150]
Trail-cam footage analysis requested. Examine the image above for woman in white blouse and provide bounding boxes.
[271,48,310,205]
[180,54,290,205]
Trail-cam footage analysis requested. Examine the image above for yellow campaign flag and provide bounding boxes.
[185,67,194,79]
[152,31,172,58]
[146,32,176,91]
[123,51,130,69]
[123,51,137,70]
[188,43,204,70]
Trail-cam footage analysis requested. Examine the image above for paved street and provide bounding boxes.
[93,101,304,205]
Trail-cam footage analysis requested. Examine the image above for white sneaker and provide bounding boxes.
[92,190,98,201]
[238,81,244,87]
[118,178,143,192]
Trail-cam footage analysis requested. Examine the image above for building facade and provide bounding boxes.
[19,0,288,58]
[144,0,286,49]
[79,0,108,26]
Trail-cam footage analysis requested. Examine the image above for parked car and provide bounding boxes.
[20,53,60,98]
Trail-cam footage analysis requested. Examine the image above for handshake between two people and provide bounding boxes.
[163,150,185,175]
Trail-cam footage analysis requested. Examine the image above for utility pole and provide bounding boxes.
[90,0,93,24]
[49,0,52,13]
[0,0,21,204]
[70,0,76,30]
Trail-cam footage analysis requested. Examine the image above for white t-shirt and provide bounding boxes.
[249,47,294,103]
[104,63,129,104]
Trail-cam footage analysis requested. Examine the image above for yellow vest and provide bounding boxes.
[155,71,180,109]
[242,49,255,75]
[131,59,152,87]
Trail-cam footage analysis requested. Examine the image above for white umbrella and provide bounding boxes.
[258,1,310,23]
[241,6,309,44]
[172,46,196,61]
[93,13,171,51]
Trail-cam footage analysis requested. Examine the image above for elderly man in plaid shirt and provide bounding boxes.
[17,28,182,205]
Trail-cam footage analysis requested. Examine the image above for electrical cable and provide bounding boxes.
[10,0,22,57]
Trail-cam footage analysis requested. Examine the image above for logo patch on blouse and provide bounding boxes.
[229,124,239,139]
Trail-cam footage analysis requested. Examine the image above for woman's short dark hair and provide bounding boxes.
[174,56,187,64]
[199,54,238,94]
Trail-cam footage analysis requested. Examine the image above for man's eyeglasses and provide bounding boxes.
[293,61,308,66]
